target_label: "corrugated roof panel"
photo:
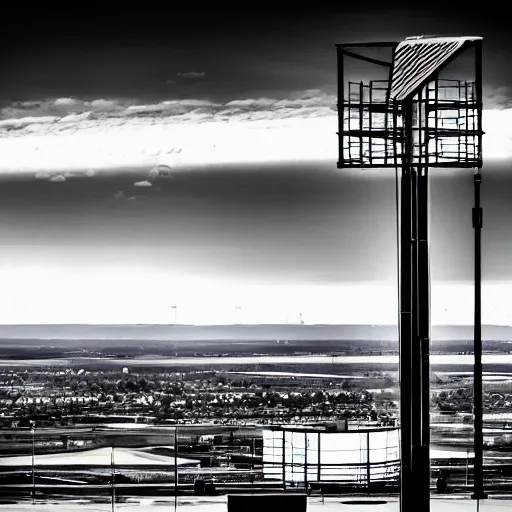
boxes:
[390,36,480,101]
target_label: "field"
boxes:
[1,325,512,503]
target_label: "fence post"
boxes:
[282,431,286,490]
[304,433,308,490]
[366,432,371,493]
[317,433,321,482]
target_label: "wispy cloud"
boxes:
[49,174,66,182]
[0,89,510,172]
[0,90,335,134]
[484,85,512,110]
[176,71,206,78]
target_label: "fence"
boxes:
[262,427,400,489]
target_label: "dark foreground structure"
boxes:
[227,494,307,512]
[335,35,485,512]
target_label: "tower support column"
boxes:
[400,103,431,512]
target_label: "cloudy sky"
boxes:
[0,3,510,325]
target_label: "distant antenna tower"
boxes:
[336,35,484,511]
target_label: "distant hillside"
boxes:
[0,324,510,342]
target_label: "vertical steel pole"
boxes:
[111,446,115,512]
[282,431,286,490]
[417,166,431,501]
[366,431,371,493]
[304,433,308,490]
[175,427,179,512]
[472,38,486,501]
[317,432,321,482]
[401,91,430,512]
[471,170,486,500]
[417,84,431,504]
[31,424,35,505]
[411,160,419,489]
[337,48,344,168]
[475,40,483,167]
[399,100,413,512]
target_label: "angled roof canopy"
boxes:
[390,36,482,102]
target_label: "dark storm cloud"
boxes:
[1,3,511,104]
[0,3,510,292]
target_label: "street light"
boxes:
[174,426,178,512]
[29,421,35,505]
[111,445,115,512]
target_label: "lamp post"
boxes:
[111,445,115,512]
[472,168,487,501]
[174,426,178,512]
[30,421,35,505]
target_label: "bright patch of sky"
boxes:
[0,92,510,173]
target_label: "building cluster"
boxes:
[432,386,512,413]
[0,368,397,428]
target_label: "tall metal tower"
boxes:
[335,36,484,511]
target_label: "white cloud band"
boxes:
[0,91,510,172]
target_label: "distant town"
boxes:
[1,324,512,501]
[0,366,396,429]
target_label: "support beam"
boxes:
[339,49,392,68]
[399,164,413,512]
[400,100,430,512]
[417,167,431,502]
[472,37,486,500]
[282,431,286,490]
[471,170,486,500]
[418,87,432,497]
[175,427,179,512]
[337,48,344,169]
[399,99,414,512]
[366,431,371,493]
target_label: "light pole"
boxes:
[30,421,35,505]
[171,305,178,324]
[111,445,115,512]
[174,426,178,512]
[472,168,487,500]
